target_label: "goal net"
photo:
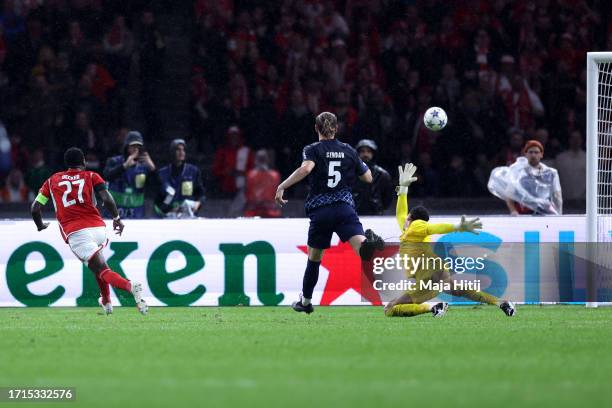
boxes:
[586,52,612,307]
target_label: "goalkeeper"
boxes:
[384,163,516,318]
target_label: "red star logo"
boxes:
[298,242,391,306]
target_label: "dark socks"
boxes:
[302,260,321,300]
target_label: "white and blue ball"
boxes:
[423,107,447,131]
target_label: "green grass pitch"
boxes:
[1,305,612,408]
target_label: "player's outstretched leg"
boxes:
[88,252,148,315]
[292,225,384,314]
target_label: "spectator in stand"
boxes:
[354,84,396,149]
[103,14,133,86]
[277,89,314,175]
[212,125,254,196]
[398,141,413,167]
[388,56,416,118]
[103,131,156,219]
[0,22,8,98]
[303,75,324,117]
[406,86,436,156]
[85,152,101,172]
[7,13,44,86]
[59,21,90,74]
[318,1,350,39]
[135,9,165,141]
[83,62,116,106]
[505,140,562,216]
[441,155,474,197]
[21,68,60,146]
[24,148,51,200]
[504,128,525,165]
[352,139,392,215]
[472,153,493,197]
[498,71,544,130]
[244,149,280,218]
[412,151,440,197]
[1,168,28,202]
[156,139,205,218]
[70,111,97,154]
[73,74,102,128]
[334,88,358,143]
[323,38,356,93]
[10,134,28,171]
[464,29,498,77]
[0,121,10,178]
[555,130,586,200]
[435,63,461,115]
[49,51,75,101]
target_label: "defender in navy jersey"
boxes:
[275,112,385,314]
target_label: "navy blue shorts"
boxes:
[307,202,364,249]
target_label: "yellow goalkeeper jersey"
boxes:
[396,193,457,271]
[396,194,455,243]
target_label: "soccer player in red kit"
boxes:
[30,147,148,315]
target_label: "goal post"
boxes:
[586,52,612,307]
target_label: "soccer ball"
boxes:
[423,107,447,131]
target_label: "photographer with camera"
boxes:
[103,131,156,218]
[155,139,205,218]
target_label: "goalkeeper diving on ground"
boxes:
[383,163,516,318]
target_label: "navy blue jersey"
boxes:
[302,139,369,213]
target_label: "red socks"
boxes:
[99,268,132,292]
[95,273,111,304]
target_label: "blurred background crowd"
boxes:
[0,0,608,216]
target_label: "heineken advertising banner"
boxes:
[0,216,588,307]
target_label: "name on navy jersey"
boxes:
[326,152,345,159]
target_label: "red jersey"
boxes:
[39,169,107,241]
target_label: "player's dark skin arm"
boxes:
[275,160,315,206]
[97,187,125,236]
[30,201,49,231]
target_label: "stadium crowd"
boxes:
[0,0,607,213]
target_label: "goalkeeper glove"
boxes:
[456,215,483,234]
[396,163,418,195]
